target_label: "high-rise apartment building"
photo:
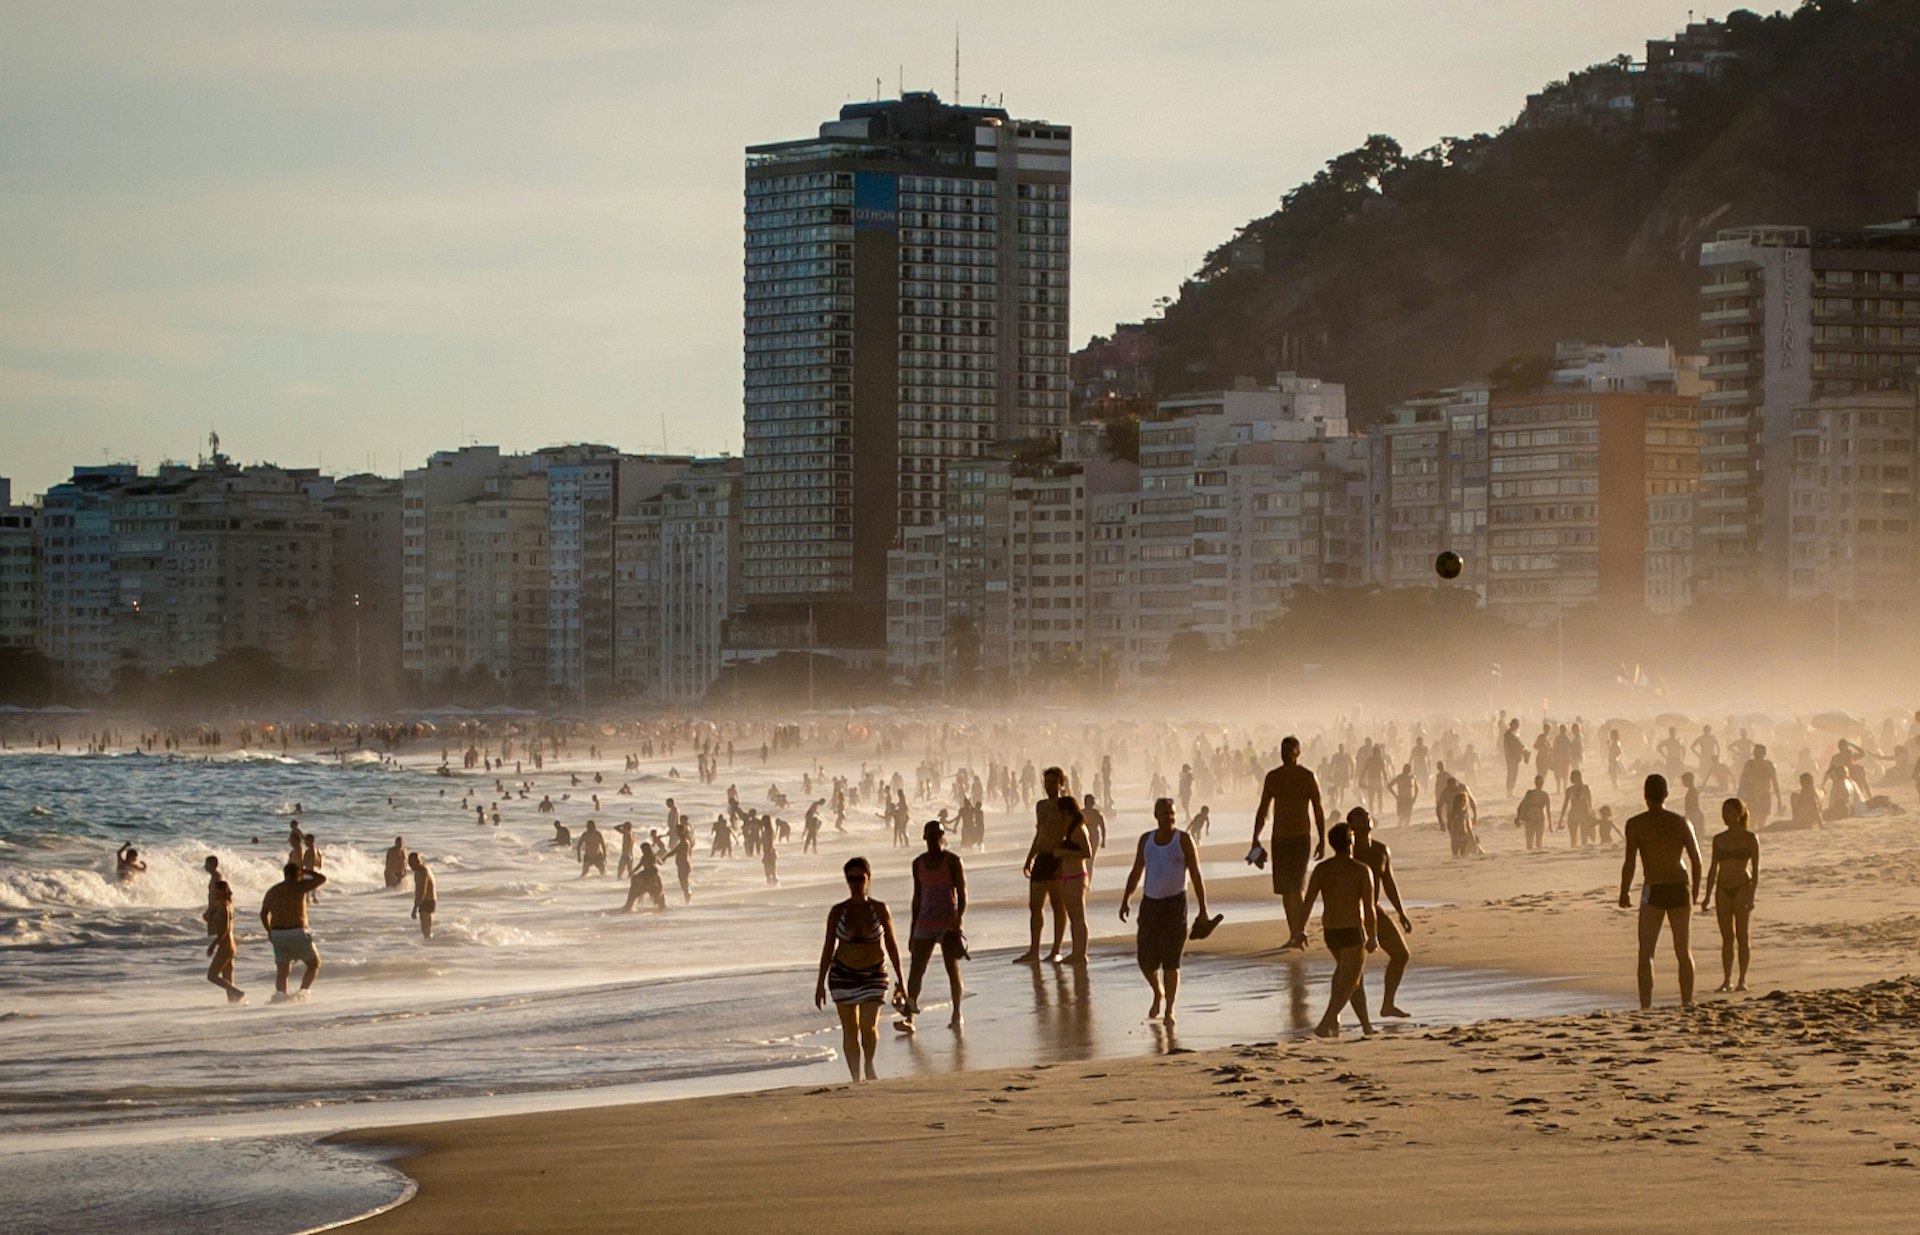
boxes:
[611,510,663,702]
[36,458,335,688]
[1371,386,1489,595]
[1088,377,1351,682]
[610,458,743,705]
[0,480,37,652]
[162,464,334,673]
[1644,489,1696,616]
[1695,212,1920,594]
[885,522,947,681]
[1787,390,1918,620]
[1485,391,1700,625]
[38,466,136,691]
[402,447,550,698]
[539,447,697,707]
[655,460,743,704]
[323,474,405,704]
[737,92,1071,660]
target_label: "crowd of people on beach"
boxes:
[77,706,1920,1081]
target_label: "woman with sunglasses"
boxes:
[814,856,906,1082]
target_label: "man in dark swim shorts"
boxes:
[1618,774,1703,1009]
[1252,736,1325,947]
[1291,822,1376,1038]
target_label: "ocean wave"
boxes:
[0,839,388,913]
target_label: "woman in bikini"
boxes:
[203,879,245,1004]
[814,857,905,1083]
[1055,795,1095,963]
[1700,797,1760,992]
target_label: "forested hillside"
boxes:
[1127,0,1920,416]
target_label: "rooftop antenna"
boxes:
[954,24,960,100]
[898,64,903,98]
[875,76,881,101]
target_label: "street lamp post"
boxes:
[352,593,363,712]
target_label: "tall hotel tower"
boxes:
[734,92,1070,661]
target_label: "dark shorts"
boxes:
[1270,835,1311,897]
[1643,882,1690,910]
[909,929,963,965]
[1136,892,1188,972]
[1324,926,1365,953]
[269,928,318,968]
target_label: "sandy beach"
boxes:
[337,794,1920,1234]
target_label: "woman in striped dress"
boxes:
[814,856,905,1082]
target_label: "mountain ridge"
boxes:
[1099,0,1920,418]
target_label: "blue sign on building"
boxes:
[853,172,898,234]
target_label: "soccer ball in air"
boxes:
[1435,550,1464,580]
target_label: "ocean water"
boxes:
[0,744,1613,1233]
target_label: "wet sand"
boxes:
[340,982,1920,1234]
[339,800,1920,1233]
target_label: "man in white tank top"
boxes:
[1119,798,1213,1026]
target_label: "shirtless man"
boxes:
[260,861,327,1001]
[1501,719,1527,797]
[1290,822,1377,1038]
[1387,763,1419,828]
[1691,726,1720,779]
[1737,745,1783,829]
[384,836,408,889]
[1252,736,1326,947]
[1617,774,1703,1009]
[1013,766,1071,964]
[614,822,637,878]
[116,843,147,883]
[1082,794,1108,853]
[1516,775,1552,851]
[204,878,245,1003]
[666,825,694,904]
[1657,728,1688,780]
[1348,808,1413,1019]
[409,852,436,940]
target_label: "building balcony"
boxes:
[1700,359,1753,380]
[1700,306,1759,325]
[1700,387,1756,407]
[1700,278,1754,298]
[1701,333,1755,354]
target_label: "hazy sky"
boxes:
[0,0,1697,497]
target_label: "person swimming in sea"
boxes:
[116,843,147,883]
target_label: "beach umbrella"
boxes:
[1809,711,1866,737]
[1653,712,1691,731]
[1601,719,1650,755]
